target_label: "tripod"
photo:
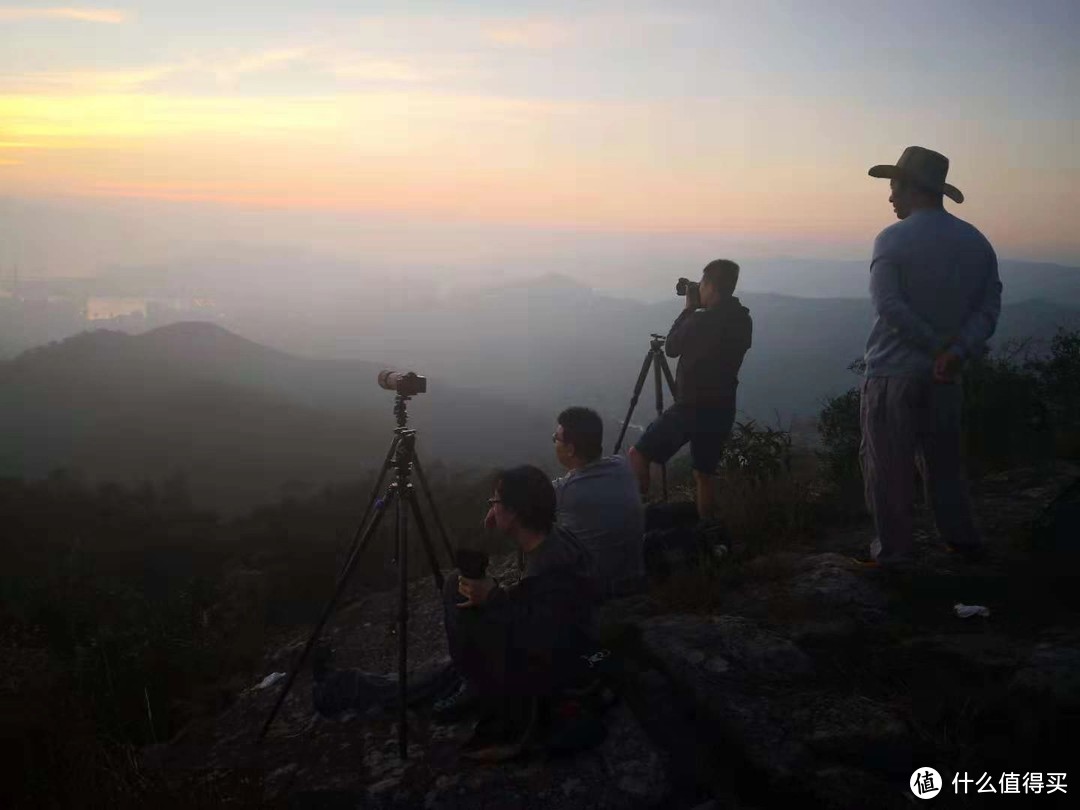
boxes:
[258,394,454,760]
[613,333,677,501]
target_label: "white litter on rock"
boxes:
[954,603,991,619]
[255,671,287,689]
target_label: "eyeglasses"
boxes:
[552,432,563,444]
[487,497,502,505]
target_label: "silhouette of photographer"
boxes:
[628,259,753,520]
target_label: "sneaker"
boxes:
[433,679,482,723]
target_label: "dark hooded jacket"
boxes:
[665,295,753,408]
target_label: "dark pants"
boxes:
[859,376,983,565]
[443,574,509,696]
[442,575,594,698]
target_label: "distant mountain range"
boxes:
[0,322,554,513]
[4,261,1079,513]
[715,259,1080,305]
[217,273,1080,427]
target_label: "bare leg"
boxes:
[694,470,716,520]
[628,445,651,498]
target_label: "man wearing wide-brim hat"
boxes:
[859,146,1002,569]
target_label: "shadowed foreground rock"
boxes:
[147,463,1080,808]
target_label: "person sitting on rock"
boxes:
[437,465,599,759]
[552,406,646,599]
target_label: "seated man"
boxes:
[439,465,598,758]
[552,406,646,599]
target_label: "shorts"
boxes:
[633,403,735,474]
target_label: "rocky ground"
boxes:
[146,463,1080,808]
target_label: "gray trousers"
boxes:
[859,376,983,565]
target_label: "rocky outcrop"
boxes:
[147,464,1080,808]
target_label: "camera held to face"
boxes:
[675,277,700,297]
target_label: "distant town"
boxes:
[0,268,221,357]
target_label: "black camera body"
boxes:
[456,548,489,579]
[378,370,427,396]
[675,277,700,297]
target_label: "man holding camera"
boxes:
[438,465,598,758]
[628,259,753,520]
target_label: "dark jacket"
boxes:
[666,296,753,408]
[483,527,598,695]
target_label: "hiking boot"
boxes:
[433,679,482,723]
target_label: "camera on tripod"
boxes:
[378,369,427,396]
[675,277,699,297]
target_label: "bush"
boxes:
[817,387,862,485]
[1028,329,1080,458]
[962,344,1053,474]
[717,419,793,483]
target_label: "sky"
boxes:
[1,0,1078,287]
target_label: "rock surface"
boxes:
[147,463,1080,809]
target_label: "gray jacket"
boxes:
[553,456,645,597]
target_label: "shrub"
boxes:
[1029,328,1080,459]
[716,418,793,483]
[817,387,862,485]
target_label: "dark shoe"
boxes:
[433,679,482,723]
[460,699,537,763]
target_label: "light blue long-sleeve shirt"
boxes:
[864,209,1002,378]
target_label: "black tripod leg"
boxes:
[259,487,396,740]
[406,485,445,593]
[659,353,677,399]
[396,486,409,760]
[654,350,668,502]
[337,434,399,579]
[412,452,455,562]
[614,350,654,453]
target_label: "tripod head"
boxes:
[650,333,666,351]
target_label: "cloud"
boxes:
[212,48,308,85]
[0,49,312,94]
[483,20,575,49]
[0,7,127,23]
[328,59,435,83]
[5,63,190,93]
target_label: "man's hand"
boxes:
[933,346,963,383]
[457,575,497,608]
[684,287,701,311]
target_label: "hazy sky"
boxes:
[1,0,1078,284]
